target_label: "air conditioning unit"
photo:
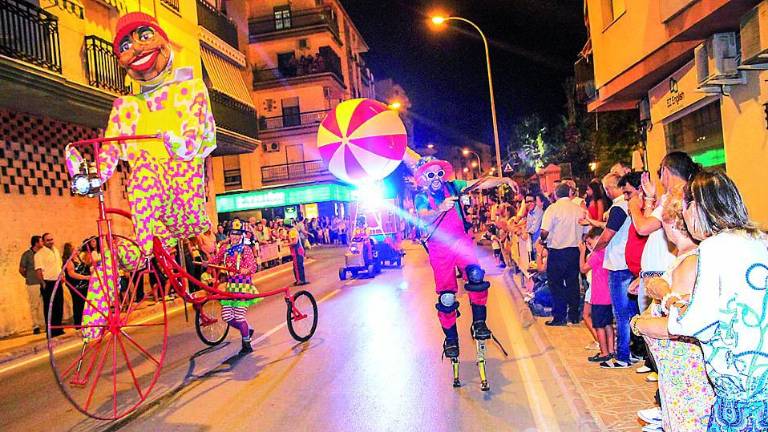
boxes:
[264,142,280,153]
[695,32,744,88]
[298,38,310,50]
[740,1,768,69]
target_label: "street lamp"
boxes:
[430,14,502,176]
[462,148,482,177]
[388,101,402,110]
[427,143,434,149]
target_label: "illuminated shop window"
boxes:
[664,101,726,170]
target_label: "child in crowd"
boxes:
[491,235,505,268]
[579,227,614,363]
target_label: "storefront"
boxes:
[215,182,356,221]
[646,58,768,223]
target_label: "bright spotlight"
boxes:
[431,16,446,25]
[357,182,385,209]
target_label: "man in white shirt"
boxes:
[35,233,64,337]
[592,173,636,368]
[540,183,587,326]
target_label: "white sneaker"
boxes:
[585,341,600,350]
[642,424,663,432]
[638,406,662,425]
[636,365,652,374]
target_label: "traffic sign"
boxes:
[503,163,514,173]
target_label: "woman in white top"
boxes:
[660,171,768,431]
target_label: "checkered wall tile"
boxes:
[0,109,130,198]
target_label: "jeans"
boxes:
[546,248,581,323]
[609,269,639,363]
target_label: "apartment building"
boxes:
[212,0,376,221]
[0,0,257,336]
[578,0,768,223]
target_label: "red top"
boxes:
[624,223,648,277]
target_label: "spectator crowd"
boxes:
[469,151,768,432]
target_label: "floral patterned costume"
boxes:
[67,67,216,341]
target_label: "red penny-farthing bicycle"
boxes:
[47,136,318,420]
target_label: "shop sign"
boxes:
[649,60,712,123]
[216,183,355,212]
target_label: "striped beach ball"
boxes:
[317,98,407,184]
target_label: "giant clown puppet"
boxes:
[65,12,216,340]
[412,156,517,360]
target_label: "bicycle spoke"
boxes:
[120,330,160,365]
[62,279,110,323]
[116,333,144,400]
[112,332,117,418]
[83,335,112,412]
[120,322,165,328]
[60,340,98,380]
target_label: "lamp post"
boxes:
[431,15,502,176]
[462,148,482,178]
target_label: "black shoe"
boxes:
[50,329,65,337]
[545,320,567,327]
[249,328,254,338]
[239,339,253,354]
[471,320,492,340]
[443,338,459,359]
[588,353,612,363]
[569,318,581,325]
[33,327,41,335]
[297,281,310,286]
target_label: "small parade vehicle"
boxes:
[338,234,380,280]
[373,235,404,268]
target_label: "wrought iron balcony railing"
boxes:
[249,6,339,42]
[259,109,328,131]
[253,46,343,86]
[84,35,131,95]
[196,0,238,49]
[0,0,61,73]
[575,56,596,104]
[209,89,259,138]
[261,160,329,183]
[160,0,180,12]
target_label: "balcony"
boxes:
[84,35,131,95]
[0,0,61,73]
[574,56,596,104]
[259,109,328,132]
[253,47,344,89]
[160,0,179,12]
[249,6,339,43]
[209,89,258,138]
[196,0,238,49]
[261,160,329,184]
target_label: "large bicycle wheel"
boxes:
[195,299,229,346]
[286,290,318,342]
[47,235,168,420]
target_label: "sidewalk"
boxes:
[503,267,656,431]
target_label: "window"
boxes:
[298,38,309,49]
[664,101,726,170]
[314,0,324,6]
[601,0,625,28]
[274,6,291,30]
[282,97,300,127]
[222,155,242,190]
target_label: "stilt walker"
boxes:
[412,156,514,390]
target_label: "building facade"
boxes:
[579,0,768,224]
[0,0,256,337]
[211,0,376,222]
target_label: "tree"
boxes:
[507,114,550,173]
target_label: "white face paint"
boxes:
[422,167,446,192]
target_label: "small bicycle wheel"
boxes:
[195,300,229,346]
[286,290,318,342]
[48,234,168,420]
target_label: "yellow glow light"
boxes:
[427,144,434,149]
[388,101,402,110]
[471,161,478,168]
[462,148,470,156]
[463,167,469,173]
[431,16,446,25]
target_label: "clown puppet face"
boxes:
[419,165,449,193]
[116,26,171,82]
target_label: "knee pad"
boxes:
[464,264,490,292]
[435,291,460,313]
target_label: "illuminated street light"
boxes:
[471,161,478,168]
[589,161,598,172]
[463,167,469,173]
[462,148,482,177]
[388,101,402,110]
[427,143,434,149]
[429,14,502,176]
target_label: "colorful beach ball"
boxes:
[317,98,407,184]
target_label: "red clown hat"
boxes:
[113,12,168,55]
[414,157,455,183]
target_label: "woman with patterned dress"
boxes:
[208,219,261,354]
[658,171,768,431]
[633,189,714,431]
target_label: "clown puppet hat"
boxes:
[113,12,169,55]
[414,157,455,183]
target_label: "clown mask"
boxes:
[117,25,171,83]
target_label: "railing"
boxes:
[574,56,596,104]
[249,6,339,41]
[253,46,343,86]
[209,89,259,138]
[196,0,238,48]
[223,168,242,189]
[259,109,328,131]
[160,0,180,12]
[0,0,61,73]
[261,160,328,183]
[84,35,131,95]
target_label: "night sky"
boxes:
[343,0,586,152]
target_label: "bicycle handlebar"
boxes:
[67,134,161,150]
